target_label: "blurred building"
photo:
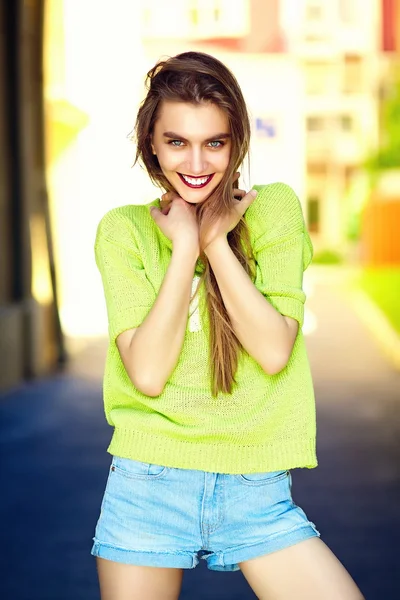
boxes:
[359,0,400,266]
[282,0,381,252]
[379,0,400,96]
[381,0,400,52]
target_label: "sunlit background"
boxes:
[1,2,400,599]
[37,0,400,368]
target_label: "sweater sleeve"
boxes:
[249,183,313,329]
[94,208,157,343]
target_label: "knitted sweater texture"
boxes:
[95,182,317,474]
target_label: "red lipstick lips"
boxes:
[178,173,214,189]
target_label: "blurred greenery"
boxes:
[356,268,400,334]
[346,212,361,242]
[312,249,344,264]
[343,171,372,244]
[364,76,400,175]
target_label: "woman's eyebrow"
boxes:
[163,132,231,143]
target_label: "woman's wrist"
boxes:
[203,235,228,257]
[172,239,199,264]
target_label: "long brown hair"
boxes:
[134,51,256,396]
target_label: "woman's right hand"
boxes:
[150,192,200,257]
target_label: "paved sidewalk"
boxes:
[0,266,399,599]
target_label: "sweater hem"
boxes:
[107,428,318,475]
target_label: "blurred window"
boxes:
[305,1,324,21]
[142,0,247,38]
[303,0,330,40]
[308,164,327,175]
[307,116,325,131]
[339,114,354,131]
[307,196,320,233]
[342,55,363,93]
[188,0,242,29]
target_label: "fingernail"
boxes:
[250,189,258,197]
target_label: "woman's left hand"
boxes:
[202,173,258,252]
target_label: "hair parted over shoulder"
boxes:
[134,51,256,397]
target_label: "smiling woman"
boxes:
[91,51,365,600]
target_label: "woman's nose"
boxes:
[186,148,208,175]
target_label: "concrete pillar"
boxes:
[0,0,60,392]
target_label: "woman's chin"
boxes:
[182,195,207,204]
[180,185,219,204]
[178,189,208,204]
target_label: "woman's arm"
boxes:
[117,243,198,396]
[204,238,298,375]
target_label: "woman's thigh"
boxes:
[238,537,365,600]
[96,557,184,600]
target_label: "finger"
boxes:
[233,188,246,200]
[235,189,258,214]
[149,206,164,223]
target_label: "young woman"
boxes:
[91,51,364,600]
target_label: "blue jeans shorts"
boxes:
[91,455,320,572]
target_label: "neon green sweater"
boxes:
[95,182,317,474]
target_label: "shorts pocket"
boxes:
[111,455,169,480]
[235,470,289,486]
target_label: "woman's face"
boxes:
[151,100,231,204]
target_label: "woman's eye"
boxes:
[168,140,224,148]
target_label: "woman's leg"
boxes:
[238,537,364,600]
[96,557,184,600]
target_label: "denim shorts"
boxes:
[91,455,320,572]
